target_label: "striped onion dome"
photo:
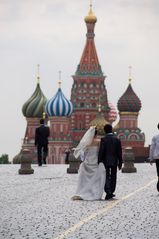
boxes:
[22,82,47,118]
[45,88,73,117]
[117,80,141,113]
[108,101,117,123]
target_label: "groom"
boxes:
[98,124,123,200]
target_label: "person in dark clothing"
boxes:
[65,149,70,164]
[98,124,123,200]
[35,119,50,166]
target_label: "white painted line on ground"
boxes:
[54,178,157,239]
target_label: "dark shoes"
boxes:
[71,195,83,200]
[38,161,46,166]
[111,194,116,198]
[38,158,47,166]
[105,194,116,200]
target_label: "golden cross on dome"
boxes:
[89,0,93,11]
[128,65,132,83]
[58,70,62,88]
[37,64,40,84]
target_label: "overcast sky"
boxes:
[0,0,159,160]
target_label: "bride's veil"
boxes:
[73,126,96,159]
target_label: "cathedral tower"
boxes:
[70,5,109,145]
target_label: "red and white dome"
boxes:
[108,101,117,123]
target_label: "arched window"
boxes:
[129,134,138,140]
[118,134,126,140]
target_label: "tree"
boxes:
[0,154,11,164]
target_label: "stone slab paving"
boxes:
[0,164,158,239]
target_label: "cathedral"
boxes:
[13,5,149,164]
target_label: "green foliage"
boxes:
[0,154,11,164]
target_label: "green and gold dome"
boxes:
[22,77,47,118]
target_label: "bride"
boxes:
[72,126,106,200]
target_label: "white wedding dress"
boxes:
[74,145,106,200]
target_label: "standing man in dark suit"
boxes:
[98,124,123,200]
[35,118,50,166]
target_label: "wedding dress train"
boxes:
[73,146,106,200]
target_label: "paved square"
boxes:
[0,164,158,239]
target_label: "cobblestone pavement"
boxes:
[0,164,158,239]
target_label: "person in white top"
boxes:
[149,123,159,191]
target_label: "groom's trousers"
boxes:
[105,166,117,195]
[37,144,48,166]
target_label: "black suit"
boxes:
[35,125,50,166]
[98,133,122,197]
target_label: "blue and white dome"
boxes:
[45,88,73,116]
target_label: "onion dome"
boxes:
[85,4,97,24]
[22,80,47,118]
[90,104,109,135]
[108,101,118,123]
[45,83,73,117]
[117,79,141,112]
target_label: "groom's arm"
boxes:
[98,138,105,164]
